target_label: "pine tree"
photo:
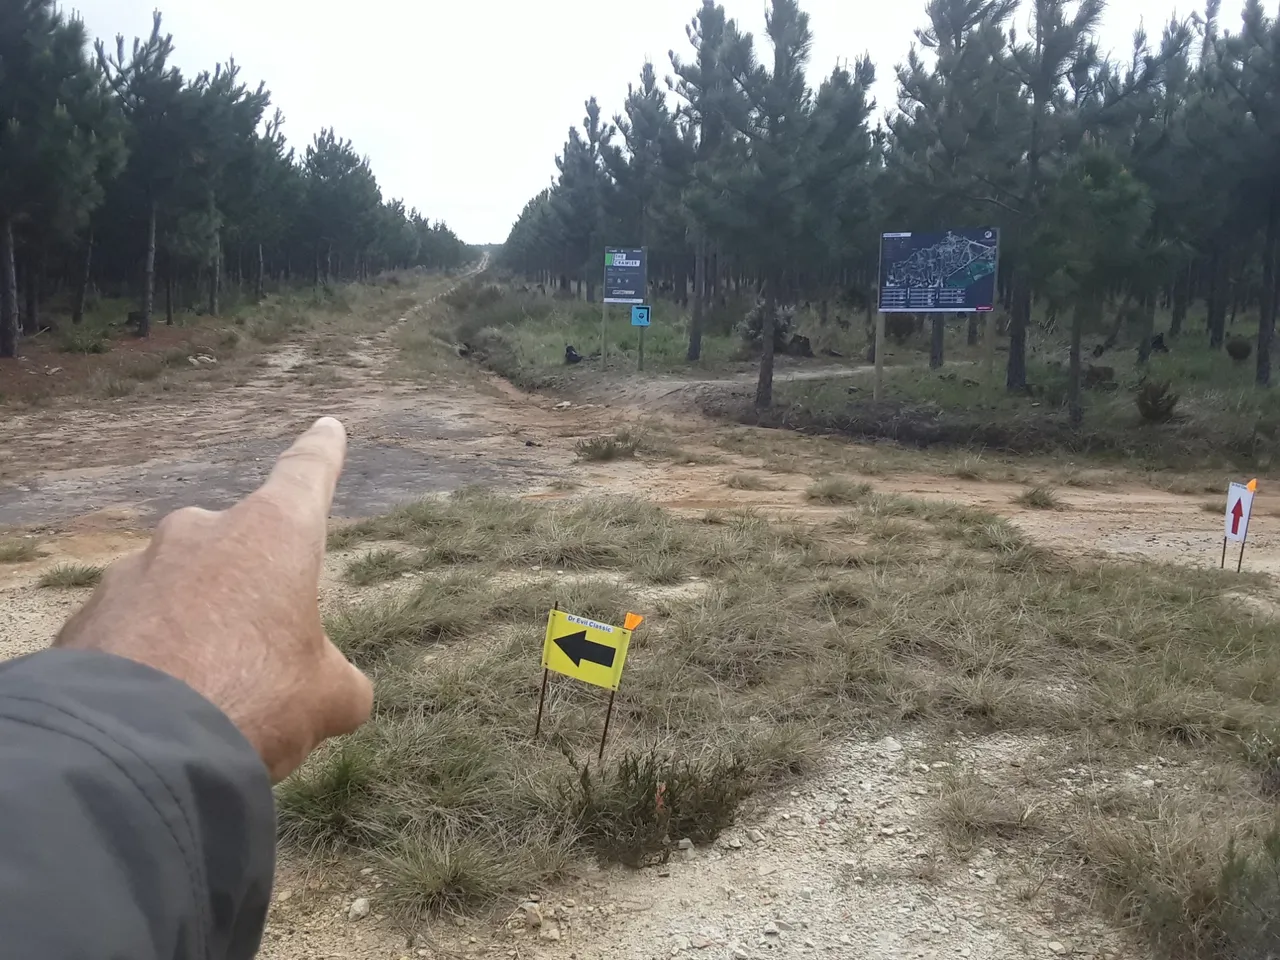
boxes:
[670,1,742,360]
[97,13,187,337]
[550,99,614,302]
[0,0,122,356]
[1220,0,1280,384]
[722,0,816,407]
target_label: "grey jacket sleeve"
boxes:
[0,649,276,960]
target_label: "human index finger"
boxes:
[251,417,348,526]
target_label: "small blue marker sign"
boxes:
[631,304,651,327]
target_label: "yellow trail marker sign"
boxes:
[541,609,633,691]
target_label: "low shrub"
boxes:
[1136,380,1179,423]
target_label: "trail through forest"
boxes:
[1,279,1275,960]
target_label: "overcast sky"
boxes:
[72,0,1191,244]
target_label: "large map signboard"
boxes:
[877,228,1000,313]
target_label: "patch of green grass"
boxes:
[0,539,41,564]
[1014,485,1065,510]
[58,326,109,354]
[572,750,750,865]
[344,548,417,586]
[379,827,574,914]
[325,572,495,664]
[805,477,873,505]
[37,562,104,588]
[757,336,1280,469]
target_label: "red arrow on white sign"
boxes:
[1224,481,1256,544]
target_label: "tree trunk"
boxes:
[1098,292,1130,353]
[1137,295,1155,366]
[967,313,979,346]
[864,286,876,363]
[755,282,776,409]
[209,238,220,317]
[586,279,596,303]
[1006,272,1030,391]
[687,236,706,362]
[140,197,156,338]
[709,246,719,306]
[165,254,174,326]
[1068,301,1084,427]
[929,314,945,369]
[21,252,39,335]
[1257,191,1278,387]
[1170,264,1189,338]
[256,243,265,301]
[1208,247,1227,348]
[73,232,93,325]
[0,218,17,358]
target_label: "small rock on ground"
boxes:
[346,898,370,921]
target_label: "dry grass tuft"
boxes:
[574,430,643,462]
[343,548,417,586]
[933,773,1044,849]
[0,539,41,564]
[37,562,104,589]
[1079,800,1280,958]
[725,472,779,491]
[1014,485,1065,510]
[948,454,988,481]
[805,476,873,505]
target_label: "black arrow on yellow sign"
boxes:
[553,630,616,668]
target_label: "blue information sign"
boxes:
[877,228,1000,313]
[604,248,647,304]
[631,304,651,327]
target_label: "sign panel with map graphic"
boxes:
[877,228,1000,313]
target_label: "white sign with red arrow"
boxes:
[1225,480,1257,543]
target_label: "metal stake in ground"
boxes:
[598,690,617,760]
[631,304,651,372]
[874,311,886,400]
[533,601,559,739]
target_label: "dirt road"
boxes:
[0,278,1271,960]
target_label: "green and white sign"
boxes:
[604,247,646,304]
